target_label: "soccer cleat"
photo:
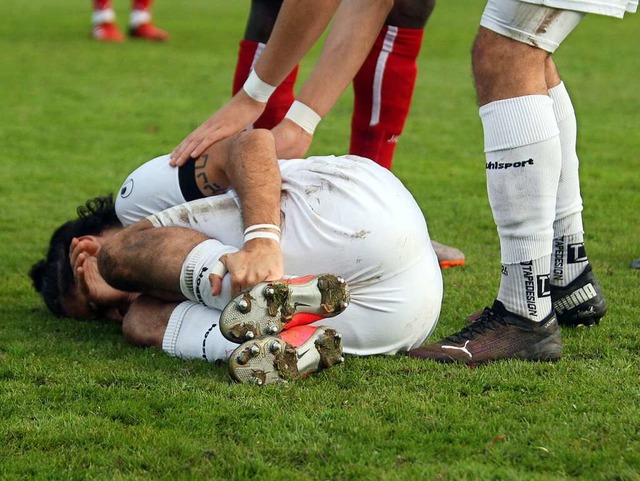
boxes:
[408,300,562,364]
[431,240,466,269]
[219,274,350,343]
[128,23,169,41]
[228,325,344,385]
[92,22,125,42]
[551,263,607,327]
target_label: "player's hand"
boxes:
[271,118,313,159]
[70,237,133,317]
[170,91,267,167]
[213,239,284,296]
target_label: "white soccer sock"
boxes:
[92,8,116,25]
[179,239,237,311]
[498,257,552,320]
[480,95,560,320]
[130,9,151,28]
[548,82,588,287]
[162,302,238,362]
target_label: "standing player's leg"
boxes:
[349,0,466,269]
[414,1,589,363]
[545,58,606,326]
[92,0,124,42]
[128,0,169,41]
[232,0,299,129]
[349,0,434,169]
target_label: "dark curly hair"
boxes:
[29,195,122,316]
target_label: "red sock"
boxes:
[132,0,152,10]
[94,0,111,9]
[350,26,424,169]
[232,39,299,130]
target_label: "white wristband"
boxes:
[244,231,280,243]
[243,70,276,103]
[243,223,281,235]
[285,100,322,135]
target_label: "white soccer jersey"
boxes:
[115,154,442,357]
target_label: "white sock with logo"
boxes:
[548,82,588,287]
[162,302,238,362]
[179,239,238,311]
[480,95,561,321]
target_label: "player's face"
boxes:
[60,285,124,322]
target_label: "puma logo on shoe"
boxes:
[554,283,598,314]
[442,340,473,359]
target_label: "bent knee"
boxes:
[122,296,173,348]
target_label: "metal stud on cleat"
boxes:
[334,333,342,340]
[337,356,345,364]
[337,276,345,285]
[340,301,349,311]
[317,278,326,290]
[270,341,282,354]
[244,331,255,340]
[237,298,250,313]
[250,344,260,356]
[263,286,276,298]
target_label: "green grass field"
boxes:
[1,1,639,479]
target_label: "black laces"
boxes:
[446,307,507,343]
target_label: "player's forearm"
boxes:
[254,0,341,87]
[225,130,282,230]
[296,0,392,117]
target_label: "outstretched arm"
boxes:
[170,0,340,167]
[274,0,393,158]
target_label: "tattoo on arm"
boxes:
[194,154,228,196]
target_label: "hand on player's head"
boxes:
[170,90,267,167]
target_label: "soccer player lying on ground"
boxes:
[30,129,443,384]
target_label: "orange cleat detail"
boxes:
[92,22,125,42]
[129,23,169,41]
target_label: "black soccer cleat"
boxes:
[408,300,563,364]
[551,263,607,327]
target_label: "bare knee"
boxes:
[472,27,549,105]
[122,296,176,348]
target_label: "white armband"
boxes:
[243,223,281,244]
[285,100,322,135]
[243,70,276,103]
[244,231,280,243]
[243,224,281,235]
